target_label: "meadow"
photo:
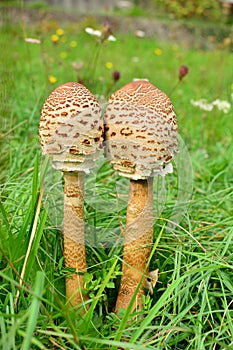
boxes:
[0,4,233,350]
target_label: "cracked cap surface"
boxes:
[104,80,179,180]
[39,82,103,172]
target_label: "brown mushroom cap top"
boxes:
[39,82,103,172]
[104,80,178,180]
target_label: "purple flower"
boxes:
[77,76,85,85]
[179,65,189,81]
[112,71,121,82]
[102,21,113,36]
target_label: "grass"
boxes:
[0,2,233,349]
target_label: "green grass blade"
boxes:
[82,257,119,330]
[17,329,46,349]
[21,271,45,350]
[25,205,47,281]
[80,336,152,349]
[130,265,224,342]
[0,201,10,231]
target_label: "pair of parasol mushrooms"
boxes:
[39,80,178,312]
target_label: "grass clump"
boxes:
[0,5,233,350]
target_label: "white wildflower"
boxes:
[25,38,41,44]
[135,30,145,38]
[107,35,117,42]
[191,97,231,114]
[85,27,101,37]
[212,99,231,114]
[191,99,213,111]
[85,27,116,41]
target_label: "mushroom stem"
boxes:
[115,178,154,312]
[63,171,88,307]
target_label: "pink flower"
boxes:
[179,65,189,81]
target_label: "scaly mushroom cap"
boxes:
[104,80,178,180]
[39,82,103,172]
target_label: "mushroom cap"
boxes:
[104,80,178,180]
[39,82,103,172]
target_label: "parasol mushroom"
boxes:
[104,79,178,311]
[39,82,103,307]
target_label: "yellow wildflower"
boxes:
[51,34,59,43]
[154,48,162,56]
[56,28,64,36]
[49,76,57,84]
[70,40,77,48]
[60,52,67,59]
[105,62,113,69]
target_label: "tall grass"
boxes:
[0,4,233,349]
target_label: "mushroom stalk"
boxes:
[39,82,103,309]
[104,79,178,312]
[63,171,87,306]
[115,178,153,311]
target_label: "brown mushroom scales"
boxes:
[39,82,103,308]
[105,80,178,179]
[104,80,178,311]
[40,82,103,172]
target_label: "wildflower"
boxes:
[77,77,85,85]
[56,28,64,36]
[72,61,84,71]
[51,34,59,43]
[85,27,101,37]
[59,52,67,59]
[154,48,162,55]
[212,99,231,114]
[101,21,113,41]
[49,75,57,84]
[25,38,41,44]
[191,98,231,114]
[112,71,120,82]
[85,27,116,42]
[135,30,145,38]
[70,40,77,48]
[191,99,214,111]
[107,35,117,42]
[169,64,189,95]
[179,65,189,81]
[105,62,113,69]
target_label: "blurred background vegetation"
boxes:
[138,0,232,21]
[2,0,233,22]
